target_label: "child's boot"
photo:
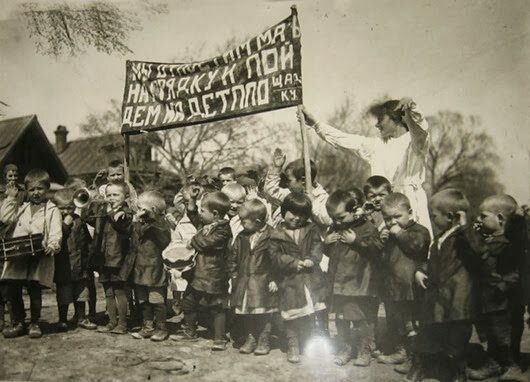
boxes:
[150,322,169,342]
[97,321,117,333]
[466,357,501,380]
[353,325,372,367]
[286,335,301,363]
[498,365,527,382]
[353,338,372,367]
[239,334,257,354]
[2,321,25,338]
[394,335,415,374]
[132,320,155,339]
[378,345,407,364]
[333,343,353,366]
[403,354,424,382]
[254,330,271,355]
[170,323,198,342]
[28,322,42,339]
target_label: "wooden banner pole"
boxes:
[123,134,131,184]
[291,5,312,195]
[297,105,313,195]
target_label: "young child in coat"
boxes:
[269,192,327,363]
[222,183,247,241]
[97,160,138,211]
[122,191,171,342]
[0,169,62,339]
[229,199,278,355]
[324,189,384,367]
[412,189,479,382]
[363,175,392,231]
[362,175,392,357]
[53,188,96,332]
[378,193,430,371]
[170,191,232,351]
[218,167,236,187]
[468,194,526,381]
[90,182,133,335]
[264,151,332,229]
[0,164,26,209]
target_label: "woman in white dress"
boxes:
[300,98,432,235]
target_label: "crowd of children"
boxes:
[0,155,528,382]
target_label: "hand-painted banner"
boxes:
[121,9,302,134]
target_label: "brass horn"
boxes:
[73,187,92,209]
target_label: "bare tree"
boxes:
[426,111,503,209]
[80,95,282,181]
[19,1,167,57]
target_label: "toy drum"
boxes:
[0,234,44,261]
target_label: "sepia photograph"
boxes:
[0,0,528,380]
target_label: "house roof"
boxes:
[0,115,36,162]
[58,133,123,176]
[0,115,68,181]
[57,133,164,176]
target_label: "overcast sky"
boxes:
[0,0,528,201]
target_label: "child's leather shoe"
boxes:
[211,339,227,351]
[57,322,68,332]
[78,318,97,330]
[28,323,42,338]
[97,322,117,333]
[111,324,127,335]
[254,332,271,356]
[239,334,257,354]
[2,322,25,338]
[150,324,168,342]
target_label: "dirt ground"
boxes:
[1,287,529,382]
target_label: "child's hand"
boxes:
[165,213,177,228]
[245,186,258,199]
[380,228,390,241]
[415,271,429,289]
[395,97,415,111]
[63,215,74,226]
[389,225,402,236]
[340,229,357,244]
[303,259,314,268]
[5,183,18,198]
[296,260,305,272]
[324,232,341,244]
[114,211,125,221]
[268,281,278,293]
[44,245,55,256]
[272,148,286,170]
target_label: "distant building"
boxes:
[54,126,178,193]
[0,115,68,184]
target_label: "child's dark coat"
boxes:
[269,222,327,312]
[54,215,92,284]
[86,204,133,272]
[419,226,480,324]
[324,220,383,298]
[382,221,431,301]
[189,219,232,294]
[120,219,172,287]
[229,225,278,311]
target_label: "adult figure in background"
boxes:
[300,98,432,235]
